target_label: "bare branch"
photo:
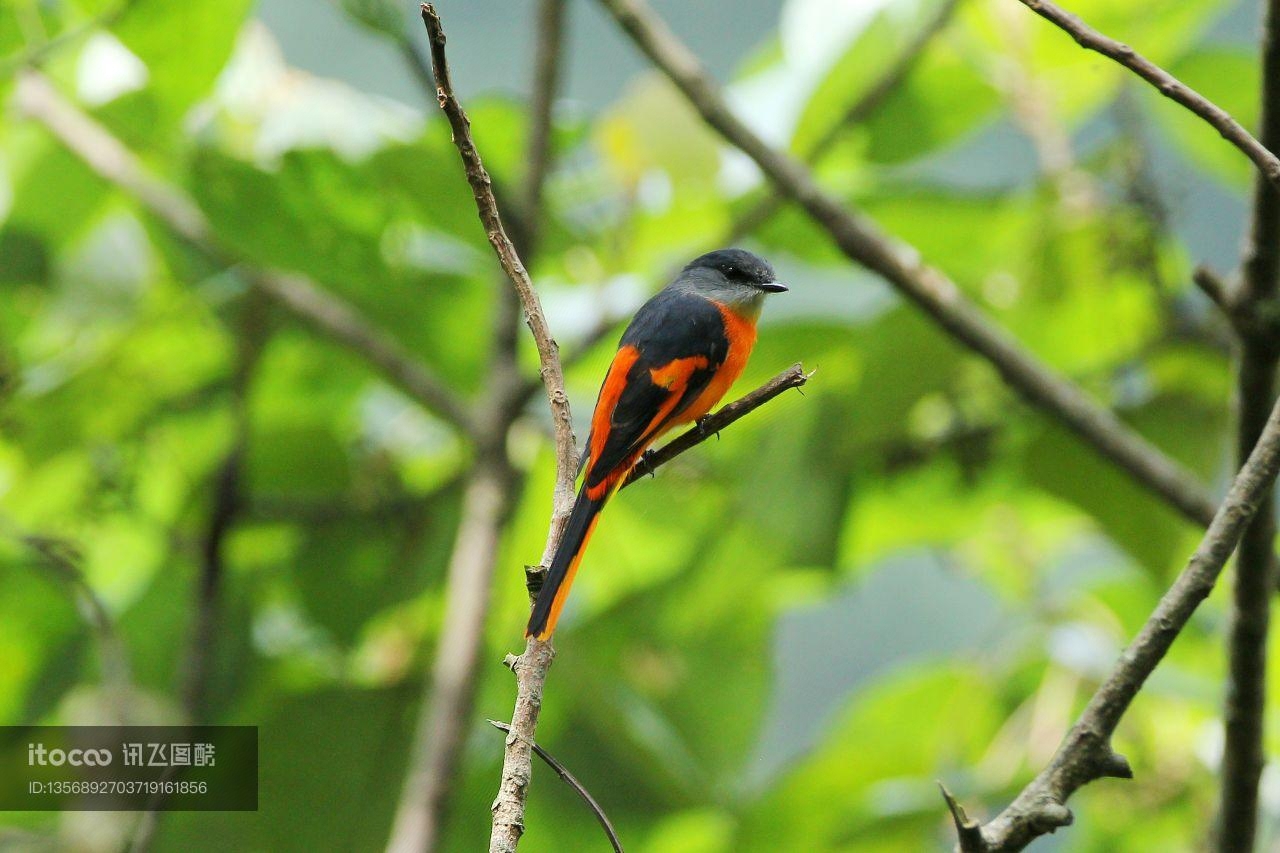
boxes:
[939,782,986,853]
[1218,0,1280,845]
[1193,265,1238,320]
[593,0,1218,530]
[1014,0,1280,193]
[421,3,578,535]
[417,7,579,851]
[488,721,624,853]
[1192,265,1280,343]
[953,387,1280,849]
[725,0,962,243]
[387,5,569,850]
[13,69,475,436]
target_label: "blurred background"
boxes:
[0,0,1272,849]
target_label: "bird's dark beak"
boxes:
[759,281,788,293]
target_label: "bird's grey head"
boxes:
[674,249,787,314]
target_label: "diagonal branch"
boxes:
[945,377,1280,850]
[248,271,475,434]
[1014,0,1280,192]
[12,70,475,436]
[593,0,1218,530]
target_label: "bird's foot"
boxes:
[696,415,719,440]
[635,449,659,478]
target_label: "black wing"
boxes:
[583,288,728,490]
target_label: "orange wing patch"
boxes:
[649,356,710,389]
[645,355,709,435]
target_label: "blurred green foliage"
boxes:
[0,0,1270,850]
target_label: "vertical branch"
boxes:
[521,0,568,261]
[386,455,520,853]
[1218,0,1280,847]
[417,8,579,851]
[386,4,568,851]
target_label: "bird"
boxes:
[527,248,788,640]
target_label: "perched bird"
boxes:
[527,248,787,640]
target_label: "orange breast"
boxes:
[675,302,758,426]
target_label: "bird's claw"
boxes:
[696,415,719,440]
[635,449,659,478]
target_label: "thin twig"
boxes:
[1015,0,1280,192]
[12,69,475,436]
[1193,265,1238,320]
[488,721,625,853]
[939,782,986,853]
[1192,265,1280,342]
[1218,0,1280,846]
[949,381,1280,850]
[593,0,1218,529]
[725,0,962,243]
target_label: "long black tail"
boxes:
[526,485,608,640]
